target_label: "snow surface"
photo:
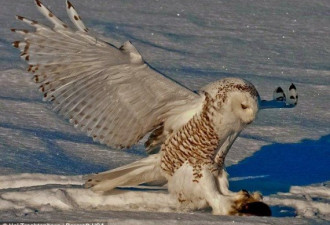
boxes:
[0,0,329,224]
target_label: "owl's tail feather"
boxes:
[84,154,164,192]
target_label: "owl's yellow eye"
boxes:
[241,104,248,109]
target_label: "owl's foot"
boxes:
[228,190,271,216]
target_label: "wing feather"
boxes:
[12,0,198,148]
[66,0,88,32]
[34,0,67,29]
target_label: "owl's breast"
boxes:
[160,108,220,180]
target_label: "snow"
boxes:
[0,0,329,224]
[0,174,329,221]
[267,185,330,219]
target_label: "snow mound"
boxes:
[0,173,178,213]
[266,184,330,220]
[0,173,329,223]
[0,173,83,189]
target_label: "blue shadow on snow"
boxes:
[227,134,330,196]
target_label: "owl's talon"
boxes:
[229,190,266,216]
[241,189,249,195]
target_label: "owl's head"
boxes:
[201,78,259,125]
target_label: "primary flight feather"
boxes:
[12,0,297,216]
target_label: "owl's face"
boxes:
[228,91,259,125]
[201,78,259,127]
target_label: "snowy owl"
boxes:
[12,0,298,216]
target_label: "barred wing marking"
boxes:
[12,0,198,148]
[65,1,88,32]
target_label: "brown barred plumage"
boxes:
[161,93,220,181]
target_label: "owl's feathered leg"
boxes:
[216,169,270,216]
[216,169,232,195]
[216,169,261,197]
[199,169,235,215]
[196,169,258,215]
[168,164,245,215]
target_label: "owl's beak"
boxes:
[259,83,298,110]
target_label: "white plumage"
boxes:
[12,0,297,216]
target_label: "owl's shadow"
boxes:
[227,134,330,195]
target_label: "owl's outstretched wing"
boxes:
[12,0,198,148]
